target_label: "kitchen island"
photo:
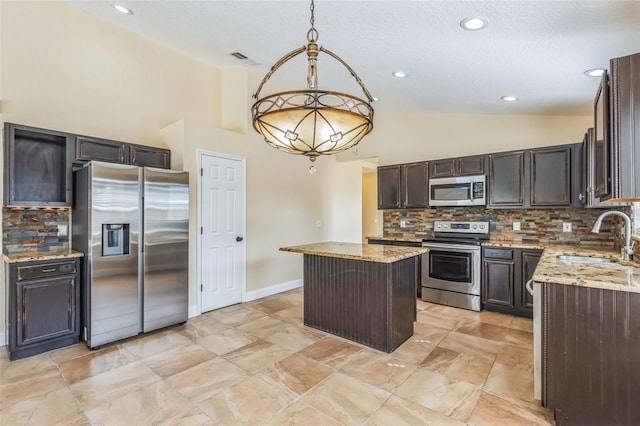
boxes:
[530,245,640,425]
[280,242,428,353]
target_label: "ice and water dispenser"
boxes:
[102,224,130,256]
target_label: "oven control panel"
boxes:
[434,221,489,234]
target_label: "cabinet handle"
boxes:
[525,279,534,296]
[41,268,56,273]
[578,193,585,201]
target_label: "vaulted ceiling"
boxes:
[67,0,640,116]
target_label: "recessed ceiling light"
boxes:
[460,17,488,31]
[392,71,408,78]
[113,4,133,15]
[501,96,518,102]
[584,68,605,77]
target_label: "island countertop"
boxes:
[280,241,428,264]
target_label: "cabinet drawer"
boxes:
[483,248,513,260]
[17,261,77,280]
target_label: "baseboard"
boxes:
[0,331,6,347]
[188,304,200,319]
[244,278,303,302]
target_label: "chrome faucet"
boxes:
[591,211,635,261]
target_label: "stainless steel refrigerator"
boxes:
[72,161,189,348]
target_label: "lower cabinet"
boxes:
[6,258,80,361]
[482,247,541,318]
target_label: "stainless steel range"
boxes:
[421,221,489,311]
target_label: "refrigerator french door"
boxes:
[72,161,189,348]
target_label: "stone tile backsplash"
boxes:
[2,208,70,254]
[383,206,632,250]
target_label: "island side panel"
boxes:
[543,283,640,425]
[303,254,415,353]
[389,256,418,350]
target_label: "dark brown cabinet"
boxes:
[593,71,611,199]
[130,144,171,169]
[429,155,485,178]
[529,146,571,206]
[488,151,525,207]
[76,136,128,164]
[488,146,579,209]
[6,258,81,361]
[607,52,640,201]
[377,162,428,209]
[377,165,402,209]
[76,137,171,169]
[482,247,541,318]
[3,123,74,207]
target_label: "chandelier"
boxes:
[251,0,374,173]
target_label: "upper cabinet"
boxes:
[529,146,571,207]
[488,151,525,207]
[429,155,485,178]
[130,144,171,169]
[607,52,640,201]
[75,137,170,169]
[76,136,128,164]
[3,123,74,207]
[488,145,580,209]
[378,162,429,209]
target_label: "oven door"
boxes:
[422,242,481,296]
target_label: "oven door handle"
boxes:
[422,242,481,252]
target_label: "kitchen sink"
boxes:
[556,255,618,264]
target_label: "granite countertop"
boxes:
[280,242,429,264]
[532,245,640,293]
[3,250,85,264]
[481,241,546,250]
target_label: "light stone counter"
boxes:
[3,250,85,264]
[481,241,546,250]
[280,241,428,264]
[532,245,640,293]
[366,235,424,243]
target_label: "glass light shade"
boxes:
[252,90,374,160]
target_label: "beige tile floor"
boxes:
[0,288,554,425]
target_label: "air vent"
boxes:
[230,52,248,60]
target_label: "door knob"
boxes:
[236,236,244,242]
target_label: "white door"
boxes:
[199,152,246,312]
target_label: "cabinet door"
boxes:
[377,165,402,209]
[519,251,541,312]
[458,155,485,176]
[3,123,73,207]
[593,71,611,199]
[488,152,525,207]
[76,136,128,164]
[482,259,514,307]
[402,162,429,208]
[130,144,171,169]
[16,276,77,346]
[429,159,456,178]
[529,146,571,206]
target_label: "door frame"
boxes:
[196,149,247,315]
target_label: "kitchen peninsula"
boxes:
[280,242,428,353]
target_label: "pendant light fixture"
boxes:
[251,0,375,173]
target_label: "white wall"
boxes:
[338,111,592,166]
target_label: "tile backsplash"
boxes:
[2,208,70,254]
[383,206,632,249]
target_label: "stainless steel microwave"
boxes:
[428,175,486,206]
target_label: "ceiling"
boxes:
[66,0,640,116]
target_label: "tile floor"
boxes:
[0,288,554,425]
